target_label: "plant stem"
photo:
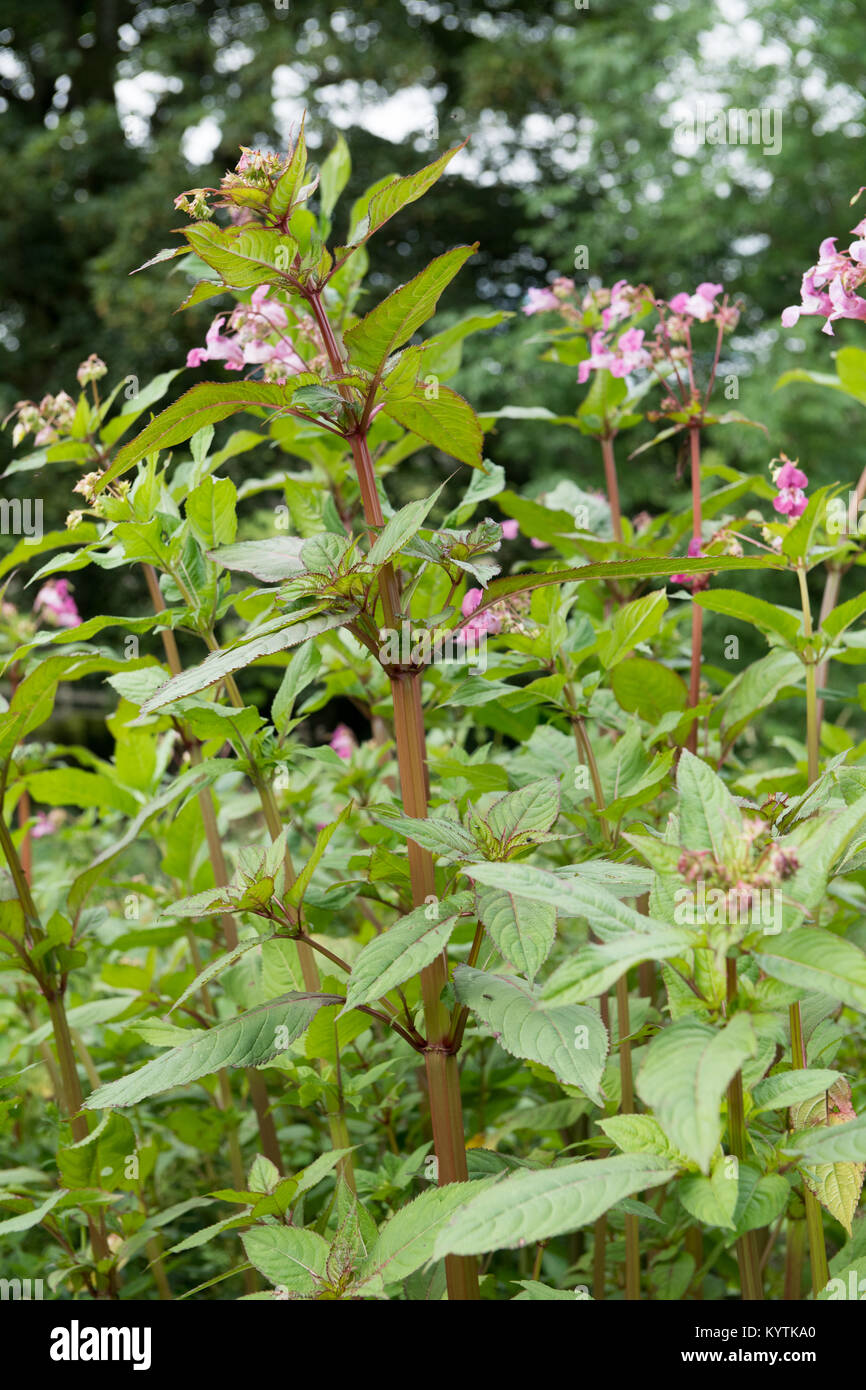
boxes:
[600,434,623,543]
[790,998,830,1296]
[686,425,704,756]
[309,289,478,1299]
[793,560,830,1297]
[615,973,640,1299]
[725,958,763,1299]
[144,564,283,1174]
[783,1218,806,1300]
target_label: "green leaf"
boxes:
[270,118,308,218]
[186,475,238,549]
[477,888,556,983]
[346,246,477,372]
[85,992,341,1108]
[610,657,688,723]
[0,1188,67,1235]
[342,145,464,250]
[209,537,305,583]
[636,1015,758,1172]
[822,589,866,642]
[318,133,351,222]
[342,894,470,1013]
[785,1114,866,1164]
[368,486,444,568]
[139,608,357,711]
[242,1225,329,1295]
[22,768,137,816]
[354,1181,491,1293]
[99,381,313,487]
[58,1113,141,1191]
[694,588,802,646]
[835,346,866,405]
[732,1163,789,1235]
[750,1068,844,1114]
[452,964,608,1102]
[676,748,741,859]
[485,777,561,843]
[382,383,483,468]
[753,930,866,1012]
[168,936,276,1017]
[596,590,668,670]
[677,1158,738,1230]
[541,927,695,1004]
[476,553,784,613]
[599,1114,689,1164]
[433,1154,679,1256]
[287,801,353,910]
[184,223,297,289]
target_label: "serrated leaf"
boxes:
[753,930,866,1012]
[85,993,341,1108]
[346,246,476,372]
[452,964,608,1103]
[139,608,356,711]
[342,894,470,1013]
[242,1225,329,1295]
[382,383,483,468]
[636,1015,758,1172]
[354,1181,491,1292]
[433,1154,679,1256]
[750,1068,843,1114]
[477,888,556,983]
[677,1158,738,1229]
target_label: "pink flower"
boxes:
[523,286,560,316]
[329,724,357,761]
[33,579,80,629]
[578,326,651,384]
[670,283,723,322]
[671,537,706,589]
[186,285,306,374]
[458,587,501,638]
[500,519,519,540]
[530,537,550,550]
[32,812,56,839]
[773,488,808,518]
[782,218,866,335]
[774,461,808,490]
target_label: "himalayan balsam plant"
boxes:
[1,126,866,1303]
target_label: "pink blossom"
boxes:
[523,286,560,316]
[671,537,707,589]
[578,326,652,384]
[530,537,550,550]
[774,461,808,490]
[773,488,808,518]
[458,587,502,638]
[500,519,519,540]
[187,285,306,374]
[782,218,866,335]
[32,812,56,839]
[33,579,80,628]
[670,283,722,322]
[329,724,357,761]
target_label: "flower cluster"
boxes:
[5,390,76,448]
[781,203,866,336]
[771,455,809,519]
[676,816,799,921]
[186,285,315,381]
[174,143,303,224]
[456,586,537,647]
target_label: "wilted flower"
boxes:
[76,354,107,387]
